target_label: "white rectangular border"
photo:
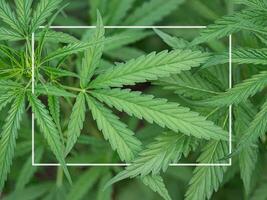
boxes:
[32,26,232,167]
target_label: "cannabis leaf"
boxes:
[156,71,219,99]
[41,40,106,63]
[15,0,32,30]
[104,30,151,51]
[35,30,79,43]
[28,93,72,183]
[0,27,22,41]
[65,92,86,155]
[237,100,267,152]
[80,11,105,88]
[154,28,191,50]
[86,95,142,162]
[234,0,267,10]
[235,102,258,194]
[141,175,172,200]
[104,0,135,25]
[48,95,61,130]
[205,48,267,67]
[31,0,63,32]
[192,9,267,45]
[89,50,210,88]
[0,91,17,111]
[205,70,267,106]
[0,92,25,189]
[106,132,196,185]
[185,141,228,200]
[66,168,102,200]
[91,89,228,140]
[123,0,184,26]
[0,0,22,35]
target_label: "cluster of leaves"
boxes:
[0,0,267,200]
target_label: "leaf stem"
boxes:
[61,85,86,93]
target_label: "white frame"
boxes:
[32,26,232,167]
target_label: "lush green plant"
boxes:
[0,0,267,200]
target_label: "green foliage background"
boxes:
[0,0,267,200]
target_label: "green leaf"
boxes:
[42,40,106,63]
[0,92,25,190]
[48,95,63,143]
[96,172,112,200]
[66,168,102,200]
[89,49,210,89]
[0,91,16,112]
[65,92,86,155]
[0,27,22,41]
[0,0,22,35]
[15,148,43,190]
[89,0,108,22]
[105,0,135,25]
[205,70,267,106]
[192,9,267,45]
[154,29,190,50]
[0,68,21,79]
[80,11,105,88]
[156,71,219,99]
[86,95,142,161]
[91,89,228,140]
[28,93,72,184]
[48,95,60,127]
[0,45,21,67]
[106,132,196,185]
[130,132,197,176]
[185,141,228,200]
[204,48,267,68]
[187,0,218,21]
[237,99,267,152]
[15,0,32,30]
[35,84,76,98]
[35,30,80,43]
[105,47,145,61]
[31,0,63,32]
[123,0,184,25]
[42,66,79,78]
[235,103,258,195]
[104,30,151,51]
[141,175,172,200]
[234,0,267,10]
[0,80,22,90]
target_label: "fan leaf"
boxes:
[91,88,228,140]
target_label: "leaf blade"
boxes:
[0,92,25,190]
[89,49,210,89]
[28,93,71,183]
[91,88,228,140]
[80,11,105,88]
[185,141,228,200]
[86,95,142,162]
[65,92,86,155]
[31,0,63,32]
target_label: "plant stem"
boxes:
[56,167,64,187]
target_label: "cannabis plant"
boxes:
[1,0,267,200]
